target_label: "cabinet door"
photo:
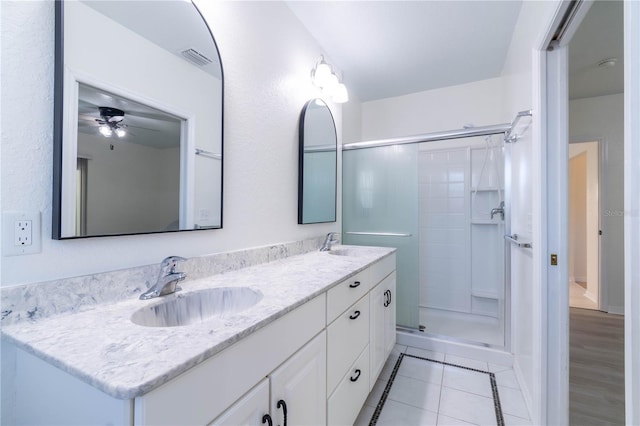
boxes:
[369,281,386,389]
[370,271,397,387]
[209,379,269,426]
[270,331,326,426]
[384,273,397,358]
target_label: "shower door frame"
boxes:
[343,124,515,351]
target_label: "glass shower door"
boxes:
[342,144,420,329]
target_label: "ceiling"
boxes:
[77,83,181,149]
[569,1,624,100]
[287,1,623,103]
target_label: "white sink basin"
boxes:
[327,248,358,257]
[131,287,263,327]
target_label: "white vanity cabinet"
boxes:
[270,331,326,425]
[6,249,396,426]
[211,331,326,426]
[326,253,396,425]
[370,271,397,385]
[134,295,326,426]
[209,379,270,426]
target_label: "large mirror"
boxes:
[53,1,223,239]
[298,99,337,224]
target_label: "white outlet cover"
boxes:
[2,211,41,256]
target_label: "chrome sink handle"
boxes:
[160,256,186,276]
[320,232,340,251]
[140,256,187,300]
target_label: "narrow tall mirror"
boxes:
[53,0,223,238]
[298,99,337,224]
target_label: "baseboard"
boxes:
[512,357,535,423]
[584,290,598,304]
[607,305,625,315]
[395,330,513,366]
[574,276,587,283]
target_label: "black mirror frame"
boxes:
[297,99,338,225]
[52,0,224,239]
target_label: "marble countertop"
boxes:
[1,245,395,400]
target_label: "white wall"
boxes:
[78,134,180,235]
[499,1,562,422]
[568,152,588,283]
[360,77,505,140]
[569,141,600,305]
[569,93,624,313]
[0,0,341,286]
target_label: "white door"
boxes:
[270,332,326,426]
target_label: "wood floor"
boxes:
[570,308,625,425]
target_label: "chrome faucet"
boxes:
[139,256,187,300]
[320,232,340,251]
[490,201,505,220]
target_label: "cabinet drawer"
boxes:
[327,269,370,324]
[328,344,370,426]
[369,253,395,287]
[327,295,369,393]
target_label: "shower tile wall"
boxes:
[418,138,505,346]
[419,148,470,313]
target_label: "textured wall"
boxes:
[0,1,341,286]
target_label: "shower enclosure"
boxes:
[343,124,518,348]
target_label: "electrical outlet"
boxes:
[2,211,41,256]
[15,220,32,246]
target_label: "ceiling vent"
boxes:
[181,48,213,67]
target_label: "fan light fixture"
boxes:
[96,107,127,138]
[312,56,348,104]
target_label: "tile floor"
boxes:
[354,345,532,426]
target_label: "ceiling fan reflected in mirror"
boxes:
[96,106,127,138]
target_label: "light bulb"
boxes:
[115,128,126,138]
[99,126,113,137]
[313,62,332,88]
[332,83,349,103]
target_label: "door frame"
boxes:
[540,1,640,424]
[568,140,601,310]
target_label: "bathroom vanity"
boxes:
[2,244,396,425]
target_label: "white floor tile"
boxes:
[498,386,530,419]
[503,413,533,425]
[439,387,497,426]
[444,354,488,371]
[494,369,520,390]
[398,355,444,385]
[488,363,512,373]
[365,379,387,408]
[353,404,376,426]
[405,346,446,362]
[378,355,400,382]
[376,400,438,426]
[437,413,477,425]
[362,347,518,426]
[387,374,442,412]
[442,365,493,397]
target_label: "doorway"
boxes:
[542,0,633,423]
[568,141,599,310]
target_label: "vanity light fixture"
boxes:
[311,56,348,104]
